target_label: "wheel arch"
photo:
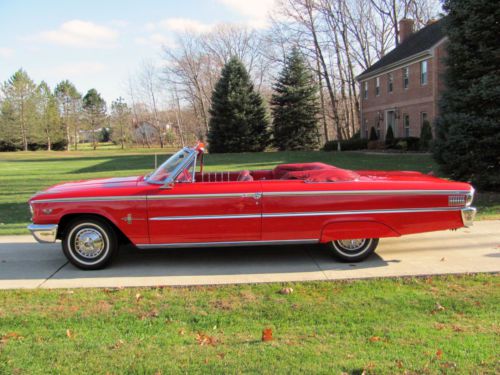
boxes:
[57,213,131,245]
[320,220,400,243]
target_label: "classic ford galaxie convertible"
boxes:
[28,143,476,269]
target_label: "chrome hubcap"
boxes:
[336,239,366,251]
[74,228,105,259]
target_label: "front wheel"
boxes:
[327,238,379,262]
[62,218,117,270]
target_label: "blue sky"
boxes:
[0,0,275,103]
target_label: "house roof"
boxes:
[357,18,446,81]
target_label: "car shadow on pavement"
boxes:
[0,242,390,280]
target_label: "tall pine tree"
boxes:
[208,57,269,153]
[271,49,320,151]
[433,0,500,190]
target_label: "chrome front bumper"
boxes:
[28,224,58,243]
[461,207,477,227]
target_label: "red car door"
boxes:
[147,181,262,245]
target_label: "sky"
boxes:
[0,0,277,103]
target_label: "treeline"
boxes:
[1,0,439,151]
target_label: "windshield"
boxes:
[146,148,194,183]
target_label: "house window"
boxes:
[387,73,393,93]
[403,67,409,89]
[420,60,428,85]
[363,81,368,99]
[375,77,380,96]
[364,118,368,138]
[404,114,410,137]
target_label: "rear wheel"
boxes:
[327,238,379,262]
[62,218,117,270]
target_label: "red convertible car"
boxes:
[28,143,476,269]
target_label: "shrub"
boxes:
[369,126,378,141]
[385,126,394,147]
[420,120,433,151]
[323,138,368,151]
[405,137,420,151]
[0,140,21,152]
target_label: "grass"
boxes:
[0,274,498,374]
[0,148,498,235]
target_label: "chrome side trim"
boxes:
[137,239,319,249]
[150,214,261,221]
[262,207,462,218]
[264,190,471,197]
[148,193,254,200]
[30,189,473,204]
[31,196,148,204]
[148,207,462,221]
[461,207,476,227]
[28,224,58,243]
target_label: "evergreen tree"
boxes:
[385,125,394,146]
[271,49,320,151]
[55,80,81,150]
[83,89,106,150]
[37,81,62,151]
[433,0,500,189]
[1,69,38,151]
[419,120,433,151]
[369,126,378,141]
[208,57,269,153]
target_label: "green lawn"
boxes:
[0,149,498,235]
[0,274,498,374]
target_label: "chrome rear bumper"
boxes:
[461,207,476,227]
[28,224,58,243]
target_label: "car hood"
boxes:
[35,176,142,196]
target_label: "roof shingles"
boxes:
[357,18,446,80]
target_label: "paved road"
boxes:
[0,221,498,289]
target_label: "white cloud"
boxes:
[147,18,214,34]
[49,62,108,76]
[0,47,14,58]
[218,0,277,28]
[26,20,119,48]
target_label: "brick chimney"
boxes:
[398,19,414,44]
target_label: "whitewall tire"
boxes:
[327,238,379,262]
[62,218,117,270]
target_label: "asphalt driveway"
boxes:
[0,220,498,289]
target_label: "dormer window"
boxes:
[403,67,409,89]
[375,77,380,96]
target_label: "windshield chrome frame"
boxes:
[145,147,197,186]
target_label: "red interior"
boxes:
[194,163,359,182]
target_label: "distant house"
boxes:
[356,18,447,140]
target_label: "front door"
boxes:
[386,110,396,138]
[147,181,262,244]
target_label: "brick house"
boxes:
[356,18,447,140]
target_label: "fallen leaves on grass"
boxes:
[196,333,217,346]
[1,332,23,344]
[178,329,185,336]
[431,302,446,314]
[369,336,381,342]
[135,293,142,302]
[109,339,125,350]
[66,329,72,339]
[279,287,294,295]
[436,349,443,359]
[434,323,446,330]
[139,309,159,320]
[262,328,273,342]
